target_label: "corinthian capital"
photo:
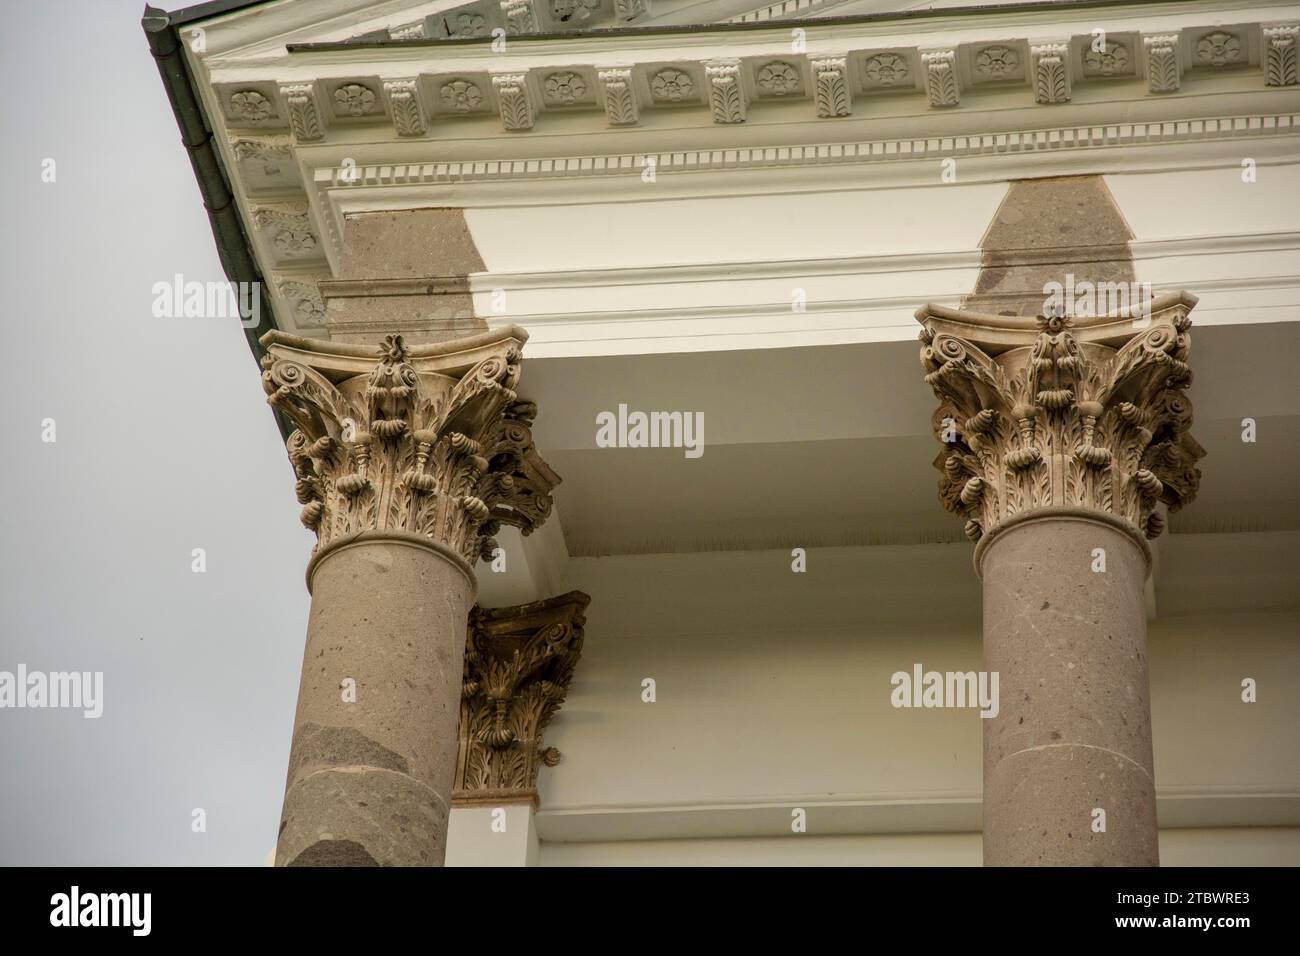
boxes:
[454,591,590,805]
[916,292,1204,543]
[259,327,558,568]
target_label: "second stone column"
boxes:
[916,293,1204,866]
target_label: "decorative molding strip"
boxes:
[383,78,426,137]
[811,56,851,118]
[493,73,536,131]
[596,67,639,126]
[1031,42,1072,104]
[922,50,959,108]
[454,591,590,805]
[279,82,326,141]
[316,113,1299,187]
[705,60,746,124]
[474,233,1300,292]
[1264,24,1299,87]
[1144,34,1182,94]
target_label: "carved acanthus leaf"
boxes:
[454,592,590,803]
[493,74,535,131]
[500,0,536,35]
[922,50,959,107]
[279,83,325,141]
[384,79,426,136]
[1031,43,1071,104]
[917,298,1203,542]
[705,61,746,124]
[1265,25,1299,86]
[261,331,559,565]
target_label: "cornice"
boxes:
[309,111,1298,190]
[211,17,1300,134]
[154,0,1300,344]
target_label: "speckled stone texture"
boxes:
[978,513,1158,866]
[963,175,1136,318]
[276,536,474,867]
[321,208,489,345]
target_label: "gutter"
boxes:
[142,2,292,440]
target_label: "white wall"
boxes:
[520,538,1300,863]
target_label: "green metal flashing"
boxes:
[142,2,291,439]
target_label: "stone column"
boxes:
[917,293,1204,866]
[445,592,589,867]
[263,327,559,866]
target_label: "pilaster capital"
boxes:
[454,591,590,806]
[260,327,558,568]
[916,292,1204,545]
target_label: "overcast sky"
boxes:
[0,0,316,865]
